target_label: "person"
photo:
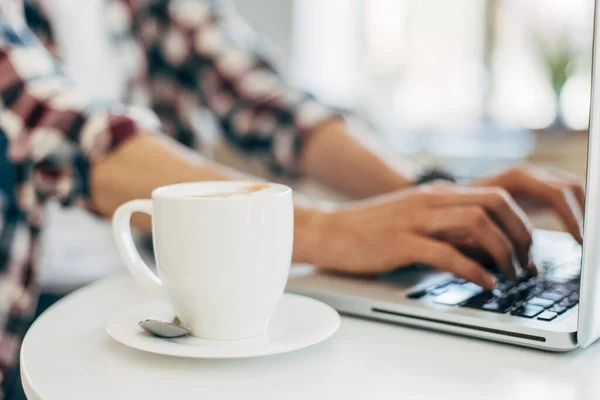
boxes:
[0,0,585,398]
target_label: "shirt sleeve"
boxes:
[133,0,340,176]
[0,18,160,221]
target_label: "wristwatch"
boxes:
[414,168,457,186]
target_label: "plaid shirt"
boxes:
[0,0,335,396]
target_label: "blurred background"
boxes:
[240,0,594,179]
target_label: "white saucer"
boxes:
[106,293,340,358]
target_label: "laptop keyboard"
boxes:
[406,262,580,322]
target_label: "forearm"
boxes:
[91,135,243,228]
[299,120,418,198]
[90,134,324,263]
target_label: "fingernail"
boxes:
[527,263,539,276]
[512,254,524,278]
[483,275,497,290]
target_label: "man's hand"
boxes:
[472,165,585,243]
[307,182,535,289]
[305,164,586,289]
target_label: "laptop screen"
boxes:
[578,0,600,347]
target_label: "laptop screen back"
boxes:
[578,0,600,348]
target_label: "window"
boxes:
[292,0,594,137]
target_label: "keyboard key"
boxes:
[527,297,555,308]
[499,292,517,305]
[549,304,569,315]
[564,282,580,292]
[569,292,579,302]
[532,284,547,297]
[461,282,481,292]
[407,289,428,299]
[406,279,453,299]
[482,301,511,313]
[513,286,536,302]
[430,287,448,296]
[498,293,522,308]
[559,298,579,308]
[434,285,482,306]
[511,304,545,318]
[549,286,573,296]
[537,311,558,321]
[460,291,496,309]
[538,291,565,302]
[427,281,453,296]
[566,299,579,308]
[496,276,528,292]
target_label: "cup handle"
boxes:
[112,199,168,301]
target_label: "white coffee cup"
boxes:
[112,181,294,340]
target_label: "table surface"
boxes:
[20,274,600,400]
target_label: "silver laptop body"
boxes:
[287,0,600,351]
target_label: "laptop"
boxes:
[287,0,600,351]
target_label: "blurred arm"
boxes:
[90,134,322,263]
[0,17,158,219]
[134,0,417,198]
[299,119,418,198]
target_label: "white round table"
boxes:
[21,274,600,400]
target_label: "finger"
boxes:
[429,189,532,269]
[539,184,584,243]
[527,260,540,276]
[571,182,586,211]
[543,169,586,212]
[415,206,518,278]
[407,237,497,289]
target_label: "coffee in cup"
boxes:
[184,183,271,198]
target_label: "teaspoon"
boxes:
[138,317,190,338]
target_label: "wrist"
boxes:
[412,167,457,186]
[292,203,334,265]
[301,116,416,198]
[309,117,346,138]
